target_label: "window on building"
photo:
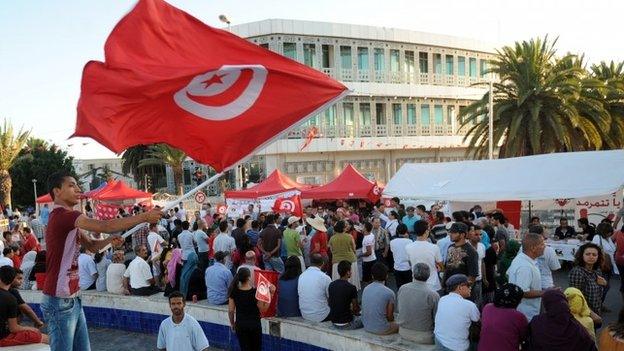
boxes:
[419,52,428,73]
[421,104,430,125]
[404,51,415,74]
[390,50,400,72]
[469,58,477,78]
[392,104,402,124]
[340,46,352,69]
[480,59,488,77]
[434,105,444,125]
[375,103,386,124]
[343,103,354,126]
[433,54,442,74]
[357,47,369,70]
[322,45,334,68]
[458,106,466,125]
[374,48,385,71]
[260,43,269,50]
[324,105,336,126]
[445,55,454,75]
[283,43,297,60]
[447,106,454,125]
[458,56,466,76]
[360,103,371,125]
[407,104,416,124]
[303,44,316,67]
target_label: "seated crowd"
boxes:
[2,198,624,351]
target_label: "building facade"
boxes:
[229,19,495,184]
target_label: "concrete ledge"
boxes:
[20,290,434,351]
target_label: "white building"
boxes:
[72,158,137,191]
[230,19,495,184]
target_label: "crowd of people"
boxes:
[1,173,624,350]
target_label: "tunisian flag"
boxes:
[74,0,348,172]
[272,195,303,217]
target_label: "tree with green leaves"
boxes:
[0,120,30,207]
[459,37,615,158]
[139,144,187,195]
[590,61,624,149]
[10,140,77,208]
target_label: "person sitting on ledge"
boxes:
[157,291,209,351]
[123,245,160,296]
[298,253,332,323]
[328,260,362,330]
[205,251,233,305]
[361,262,398,335]
[0,266,49,347]
[396,263,439,344]
[106,250,126,295]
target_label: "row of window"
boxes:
[273,42,489,78]
[302,102,473,127]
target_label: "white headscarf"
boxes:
[20,251,37,290]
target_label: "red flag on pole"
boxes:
[272,195,303,217]
[299,126,318,151]
[73,0,348,172]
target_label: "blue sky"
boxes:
[2,0,623,159]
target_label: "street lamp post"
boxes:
[32,179,38,207]
[219,14,231,32]
[488,79,494,160]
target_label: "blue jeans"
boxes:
[41,294,91,351]
[264,256,284,274]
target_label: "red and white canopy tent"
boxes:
[89,180,153,219]
[301,164,383,203]
[224,170,314,214]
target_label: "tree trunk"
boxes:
[0,170,12,208]
[173,166,184,195]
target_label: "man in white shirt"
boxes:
[177,221,195,261]
[157,291,209,351]
[123,245,160,296]
[530,224,561,289]
[213,221,236,256]
[236,251,260,287]
[434,274,480,351]
[405,220,443,292]
[193,220,210,270]
[147,223,165,283]
[0,248,13,267]
[507,233,545,321]
[389,224,413,289]
[78,248,98,290]
[176,202,187,221]
[298,253,332,322]
[106,250,127,295]
[360,222,377,284]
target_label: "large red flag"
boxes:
[272,195,303,217]
[74,0,348,172]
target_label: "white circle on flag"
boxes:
[174,64,268,121]
[279,200,295,212]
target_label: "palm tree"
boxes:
[139,144,187,195]
[591,61,624,149]
[121,145,150,182]
[460,37,610,158]
[0,120,30,206]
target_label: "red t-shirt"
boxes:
[43,207,82,298]
[310,231,328,256]
[207,235,216,259]
[22,234,40,254]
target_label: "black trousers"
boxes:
[131,285,160,296]
[236,323,262,351]
[362,260,375,283]
[394,269,413,290]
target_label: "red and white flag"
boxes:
[216,204,228,216]
[272,195,303,217]
[73,0,348,172]
[367,182,383,203]
[255,272,272,304]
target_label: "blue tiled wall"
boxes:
[28,303,328,351]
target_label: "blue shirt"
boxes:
[278,277,301,317]
[437,236,453,263]
[205,262,233,305]
[246,229,259,247]
[40,207,50,225]
[480,230,491,250]
[401,215,420,233]
[361,281,396,334]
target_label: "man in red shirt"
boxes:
[41,172,161,350]
[20,227,40,255]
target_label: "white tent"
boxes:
[383,150,624,201]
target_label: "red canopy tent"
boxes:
[225,170,313,199]
[301,164,382,202]
[83,181,117,198]
[36,194,52,204]
[91,180,151,201]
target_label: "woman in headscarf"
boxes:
[164,248,182,296]
[19,251,37,290]
[599,307,624,350]
[527,289,596,351]
[564,287,601,339]
[179,251,205,300]
[479,283,528,351]
[496,239,520,286]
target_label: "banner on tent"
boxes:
[574,193,621,225]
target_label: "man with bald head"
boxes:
[506,233,545,321]
[236,250,260,287]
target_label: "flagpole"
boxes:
[99,171,224,252]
